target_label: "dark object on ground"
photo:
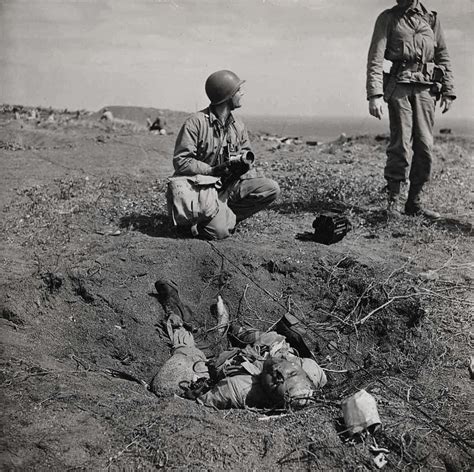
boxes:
[107,368,150,390]
[440,128,452,135]
[375,134,389,142]
[227,325,260,348]
[41,271,63,293]
[274,313,313,358]
[149,117,165,131]
[180,377,212,400]
[263,260,297,276]
[468,357,474,380]
[312,212,352,245]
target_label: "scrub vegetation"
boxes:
[1,106,472,471]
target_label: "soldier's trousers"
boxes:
[385,83,437,188]
[197,176,280,240]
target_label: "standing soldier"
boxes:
[367,0,455,218]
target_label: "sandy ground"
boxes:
[1,107,473,471]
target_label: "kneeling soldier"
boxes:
[172,70,280,240]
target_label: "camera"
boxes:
[228,150,255,165]
[312,212,351,245]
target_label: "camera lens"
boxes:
[243,151,255,164]
[229,151,255,165]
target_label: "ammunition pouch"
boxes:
[384,61,445,101]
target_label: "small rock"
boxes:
[374,453,388,468]
[419,270,439,281]
[468,356,474,380]
[392,232,406,238]
[41,272,64,293]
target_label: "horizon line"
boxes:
[2,102,473,123]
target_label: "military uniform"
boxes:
[367,1,455,213]
[173,107,280,239]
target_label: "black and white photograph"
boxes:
[1,0,473,470]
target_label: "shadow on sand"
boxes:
[432,216,472,235]
[272,200,346,215]
[119,212,185,238]
[273,200,473,236]
[120,207,472,240]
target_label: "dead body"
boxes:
[151,280,326,410]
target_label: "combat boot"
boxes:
[405,186,440,220]
[154,279,195,330]
[275,313,313,358]
[387,192,402,218]
[386,179,402,218]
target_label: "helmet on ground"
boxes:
[205,70,245,105]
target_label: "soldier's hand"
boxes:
[440,96,454,114]
[211,162,231,177]
[369,97,384,120]
[229,160,250,177]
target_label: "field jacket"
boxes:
[366,1,455,100]
[173,107,252,176]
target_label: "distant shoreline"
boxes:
[242,114,474,142]
[2,104,472,143]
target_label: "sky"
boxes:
[1,0,473,118]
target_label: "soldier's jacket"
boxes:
[366,1,455,100]
[173,107,252,176]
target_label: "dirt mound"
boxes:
[1,108,473,470]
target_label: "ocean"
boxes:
[242,114,474,142]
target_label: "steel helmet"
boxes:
[205,70,245,105]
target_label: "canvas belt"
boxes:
[392,61,434,73]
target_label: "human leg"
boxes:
[386,84,413,184]
[196,176,279,239]
[227,177,280,222]
[154,279,196,330]
[385,85,413,215]
[405,86,439,219]
[197,196,237,240]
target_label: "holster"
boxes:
[383,72,398,101]
[430,82,443,100]
[430,64,445,100]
